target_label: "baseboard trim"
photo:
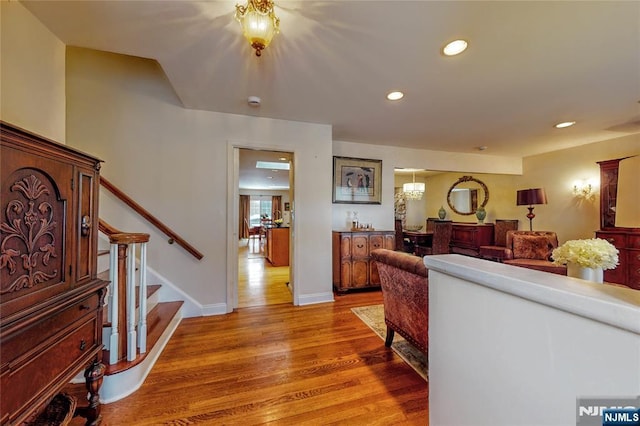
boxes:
[296,292,334,306]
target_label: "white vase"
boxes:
[566,262,604,283]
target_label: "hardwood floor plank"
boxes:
[67,248,427,425]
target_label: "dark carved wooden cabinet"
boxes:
[1,122,108,425]
[595,158,640,290]
[332,230,395,292]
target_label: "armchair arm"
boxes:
[504,248,514,260]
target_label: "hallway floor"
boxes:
[238,239,291,308]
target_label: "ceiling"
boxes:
[22,1,640,189]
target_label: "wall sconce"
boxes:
[572,179,594,200]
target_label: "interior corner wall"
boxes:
[65,47,333,312]
[0,1,66,142]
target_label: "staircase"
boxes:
[96,225,184,403]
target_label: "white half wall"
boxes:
[425,254,640,426]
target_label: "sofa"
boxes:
[503,230,567,275]
[370,248,428,354]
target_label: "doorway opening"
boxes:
[237,148,293,308]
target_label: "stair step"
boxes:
[102,284,162,326]
[103,301,183,375]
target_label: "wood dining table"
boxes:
[403,230,433,253]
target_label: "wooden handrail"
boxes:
[100,177,204,260]
[99,219,150,245]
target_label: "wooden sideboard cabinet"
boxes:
[1,122,109,425]
[595,230,640,290]
[265,227,290,267]
[449,223,494,257]
[332,230,395,292]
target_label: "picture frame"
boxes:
[332,156,382,204]
[284,202,290,211]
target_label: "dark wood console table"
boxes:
[450,222,494,257]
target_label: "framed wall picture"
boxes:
[284,202,290,211]
[332,156,382,204]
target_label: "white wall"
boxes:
[0,2,66,141]
[65,47,333,313]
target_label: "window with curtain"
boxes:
[249,197,272,227]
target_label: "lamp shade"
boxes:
[517,188,547,206]
[403,182,425,193]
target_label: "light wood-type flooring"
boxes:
[238,237,292,307]
[67,243,428,425]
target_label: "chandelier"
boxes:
[235,0,280,57]
[403,171,425,200]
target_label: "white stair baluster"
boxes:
[137,242,148,353]
[108,243,120,365]
[126,243,137,362]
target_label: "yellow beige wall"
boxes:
[397,134,639,243]
[0,2,66,141]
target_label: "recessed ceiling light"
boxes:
[278,157,287,161]
[387,91,404,101]
[555,121,576,129]
[477,146,488,151]
[443,39,468,56]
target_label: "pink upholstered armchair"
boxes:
[370,249,428,354]
[503,230,567,275]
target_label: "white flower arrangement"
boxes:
[551,238,619,270]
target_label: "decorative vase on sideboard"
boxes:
[566,262,604,283]
[475,207,486,224]
[438,206,446,220]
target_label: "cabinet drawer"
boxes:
[596,232,625,248]
[627,235,640,250]
[1,317,98,423]
[351,234,369,257]
[369,234,384,252]
[627,250,640,290]
[1,293,100,364]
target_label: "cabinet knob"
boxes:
[79,340,86,351]
[79,304,91,311]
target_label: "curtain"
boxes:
[239,195,250,239]
[272,195,282,219]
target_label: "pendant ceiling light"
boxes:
[403,171,425,200]
[235,0,280,57]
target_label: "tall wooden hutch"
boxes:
[595,158,640,290]
[1,122,108,424]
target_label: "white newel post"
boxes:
[137,242,148,354]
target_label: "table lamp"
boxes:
[517,188,547,231]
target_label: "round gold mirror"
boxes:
[446,176,489,215]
